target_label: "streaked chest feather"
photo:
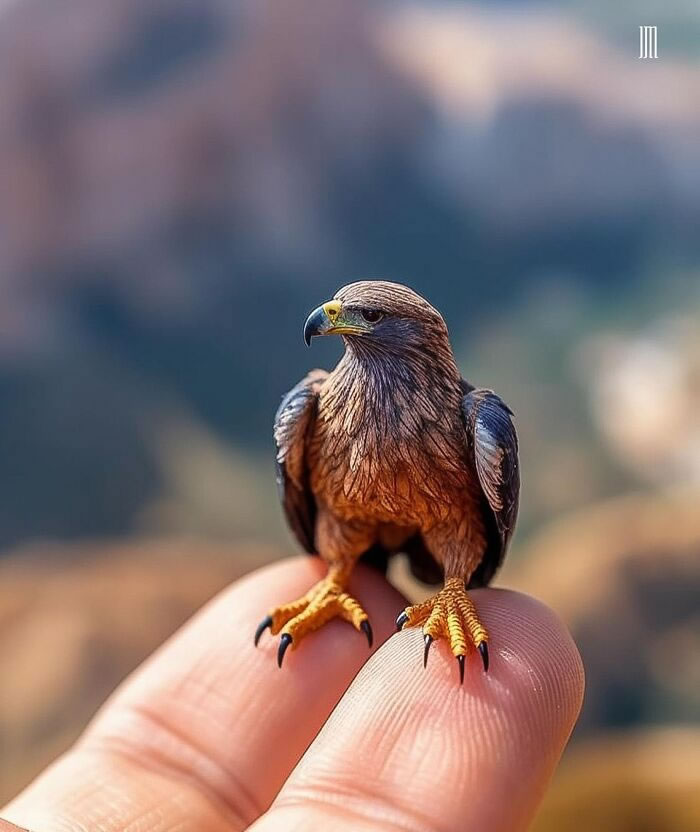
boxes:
[309,374,469,525]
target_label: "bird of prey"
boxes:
[255,281,519,682]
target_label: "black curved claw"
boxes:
[457,654,465,685]
[478,641,489,673]
[423,634,433,668]
[277,633,293,668]
[395,610,409,631]
[361,619,373,648]
[254,615,273,647]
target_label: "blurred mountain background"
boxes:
[1,0,699,828]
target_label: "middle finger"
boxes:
[81,556,406,827]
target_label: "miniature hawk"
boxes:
[255,281,519,682]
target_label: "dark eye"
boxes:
[360,308,383,323]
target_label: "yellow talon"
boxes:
[254,571,373,664]
[397,577,490,683]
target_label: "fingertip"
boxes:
[375,588,585,777]
[470,588,586,730]
[388,588,584,721]
[86,556,406,822]
[268,589,584,832]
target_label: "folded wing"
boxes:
[461,386,520,587]
[273,369,328,553]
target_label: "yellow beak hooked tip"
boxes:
[304,303,331,346]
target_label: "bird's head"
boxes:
[303,281,449,355]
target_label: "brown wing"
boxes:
[273,369,328,553]
[461,385,520,588]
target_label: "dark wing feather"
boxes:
[273,369,328,553]
[461,386,520,587]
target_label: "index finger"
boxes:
[3,556,406,831]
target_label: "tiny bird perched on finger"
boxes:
[255,280,520,683]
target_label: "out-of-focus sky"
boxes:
[0,1,699,827]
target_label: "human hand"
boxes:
[1,556,583,832]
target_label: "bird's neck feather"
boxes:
[323,337,462,434]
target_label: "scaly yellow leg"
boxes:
[396,577,489,683]
[254,566,372,666]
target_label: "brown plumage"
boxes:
[256,280,520,681]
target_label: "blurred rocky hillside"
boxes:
[505,489,700,734]
[0,537,273,803]
[533,727,700,832]
[579,312,700,487]
[1,0,699,550]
